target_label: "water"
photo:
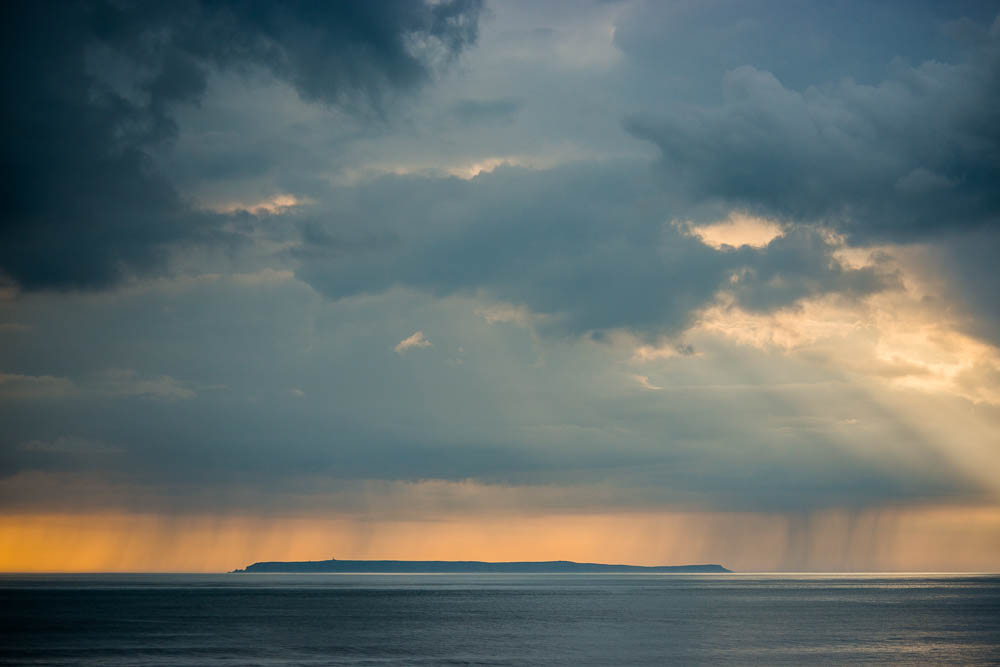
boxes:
[2,573,998,665]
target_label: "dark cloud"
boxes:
[0,0,483,290]
[625,28,1000,243]
[294,163,892,337]
[727,228,897,313]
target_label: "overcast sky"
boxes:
[2,0,999,572]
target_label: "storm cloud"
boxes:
[0,0,482,290]
[625,38,1000,243]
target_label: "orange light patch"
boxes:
[1,506,998,573]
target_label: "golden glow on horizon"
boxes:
[2,506,998,573]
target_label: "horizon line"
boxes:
[3,570,1000,576]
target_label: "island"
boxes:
[231,558,730,573]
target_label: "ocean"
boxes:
[2,573,998,665]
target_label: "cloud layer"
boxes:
[1,0,999,570]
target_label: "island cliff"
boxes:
[231,559,730,573]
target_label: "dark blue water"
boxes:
[2,573,998,665]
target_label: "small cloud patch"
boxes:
[96,369,196,401]
[211,193,305,215]
[394,331,432,354]
[631,374,663,391]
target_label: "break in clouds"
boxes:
[1,0,999,527]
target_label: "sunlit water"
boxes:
[2,573,998,665]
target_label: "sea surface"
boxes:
[2,573,998,665]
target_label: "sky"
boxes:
[1,0,999,572]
